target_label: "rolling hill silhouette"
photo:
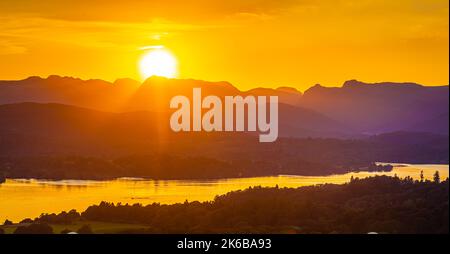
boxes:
[0,102,351,148]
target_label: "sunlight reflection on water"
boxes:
[0,163,448,222]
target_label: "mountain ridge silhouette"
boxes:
[0,75,448,135]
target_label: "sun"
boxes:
[139,49,178,79]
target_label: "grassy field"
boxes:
[0,221,148,234]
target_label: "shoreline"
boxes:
[0,163,406,183]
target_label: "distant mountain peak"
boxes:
[312,83,323,88]
[24,76,44,82]
[143,75,169,83]
[47,75,84,82]
[343,79,366,87]
[342,79,424,89]
[276,87,301,94]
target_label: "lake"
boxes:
[0,163,448,222]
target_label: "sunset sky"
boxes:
[0,0,448,90]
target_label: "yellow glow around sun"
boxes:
[139,49,177,79]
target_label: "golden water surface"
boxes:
[0,163,448,222]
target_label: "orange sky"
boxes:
[0,0,448,91]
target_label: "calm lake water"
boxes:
[0,163,448,222]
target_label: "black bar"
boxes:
[0,234,447,252]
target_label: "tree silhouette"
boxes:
[433,171,440,183]
[3,220,13,226]
[77,224,93,234]
[0,171,5,184]
[13,223,53,234]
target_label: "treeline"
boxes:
[0,155,393,180]
[11,175,449,234]
[0,155,238,180]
